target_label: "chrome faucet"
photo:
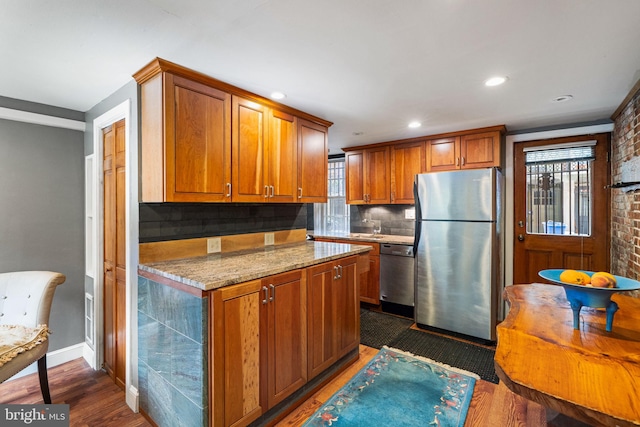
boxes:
[363,218,381,235]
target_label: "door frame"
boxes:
[88,99,139,411]
[504,123,613,304]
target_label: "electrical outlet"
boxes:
[207,237,221,253]
[405,208,416,220]
[264,232,275,246]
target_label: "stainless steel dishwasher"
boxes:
[379,244,415,310]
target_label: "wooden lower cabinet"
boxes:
[211,257,361,426]
[307,256,359,380]
[314,239,380,305]
[212,279,264,427]
[334,257,359,358]
[359,244,380,305]
[261,270,307,409]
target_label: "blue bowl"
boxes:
[538,269,640,331]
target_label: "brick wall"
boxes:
[611,87,640,280]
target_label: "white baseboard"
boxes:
[82,342,96,369]
[126,385,139,412]
[6,342,85,381]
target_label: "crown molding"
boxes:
[0,107,85,131]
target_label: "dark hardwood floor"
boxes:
[0,358,151,427]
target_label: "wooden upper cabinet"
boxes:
[460,131,501,169]
[426,137,459,172]
[345,147,390,204]
[425,130,502,171]
[345,151,366,204]
[140,72,232,202]
[298,118,328,203]
[269,109,298,203]
[232,96,269,202]
[134,58,332,204]
[232,99,301,203]
[366,147,391,204]
[391,141,425,203]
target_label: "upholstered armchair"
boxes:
[0,271,66,403]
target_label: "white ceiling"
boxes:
[2,0,640,153]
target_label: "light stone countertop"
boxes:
[309,232,414,246]
[139,241,371,291]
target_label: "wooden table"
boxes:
[495,283,640,427]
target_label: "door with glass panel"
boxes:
[513,133,611,285]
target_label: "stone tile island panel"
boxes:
[138,274,208,427]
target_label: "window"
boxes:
[524,141,595,236]
[314,158,350,233]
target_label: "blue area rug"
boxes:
[303,347,478,427]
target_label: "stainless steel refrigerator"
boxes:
[413,168,503,341]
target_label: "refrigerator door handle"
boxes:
[413,181,421,257]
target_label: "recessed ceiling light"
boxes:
[485,76,508,87]
[552,95,573,103]
[270,91,286,100]
[408,121,422,128]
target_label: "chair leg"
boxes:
[37,356,52,404]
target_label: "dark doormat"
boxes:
[360,308,413,349]
[388,328,499,384]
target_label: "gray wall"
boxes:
[0,109,85,351]
[84,80,138,156]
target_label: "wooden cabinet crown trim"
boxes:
[133,57,333,128]
[341,124,506,152]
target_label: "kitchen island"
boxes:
[137,240,371,427]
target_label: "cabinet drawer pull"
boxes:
[270,185,275,198]
[338,265,343,279]
[226,183,232,197]
[461,156,466,166]
[298,187,303,199]
[262,286,269,304]
[333,266,338,280]
[456,157,460,166]
[269,284,275,302]
[264,185,269,198]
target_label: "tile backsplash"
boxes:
[350,205,415,237]
[139,203,307,243]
